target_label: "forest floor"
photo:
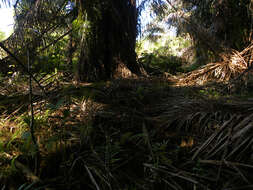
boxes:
[0,73,253,190]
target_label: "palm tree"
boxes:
[1,0,142,81]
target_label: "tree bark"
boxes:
[67,24,75,69]
[77,0,141,82]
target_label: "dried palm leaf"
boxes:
[177,43,253,86]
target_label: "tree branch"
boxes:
[0,42,47,96]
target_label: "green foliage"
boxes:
[33,37,69,73]
[198,88,220,99]
[139,52,184,74]
[0,31,5,41]
[137,33,191,56]
[181,0,252,50]
[137,33,192,74]
[21,111,49,130]
[6,129,21,150]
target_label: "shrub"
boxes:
[138,52,184,74]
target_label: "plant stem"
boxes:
[28,49,40,175]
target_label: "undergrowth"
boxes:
[0,75,252,190]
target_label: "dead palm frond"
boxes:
[150,91,253,188]
[192,112,253,161]
[178,43,253,86]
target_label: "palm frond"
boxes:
[178,43,253,86]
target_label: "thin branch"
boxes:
[0,42,47,96]
[40,29,73,52]
[13,0,20,9]
[28,49,40,175]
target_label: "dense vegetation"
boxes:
[0,0,252,189]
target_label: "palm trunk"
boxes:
[77,0,141,82]
[67,24,76,69]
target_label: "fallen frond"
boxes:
[177,43,253,86]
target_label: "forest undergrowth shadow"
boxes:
[0,75,252,190]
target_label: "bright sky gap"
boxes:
[0,5,14,38]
